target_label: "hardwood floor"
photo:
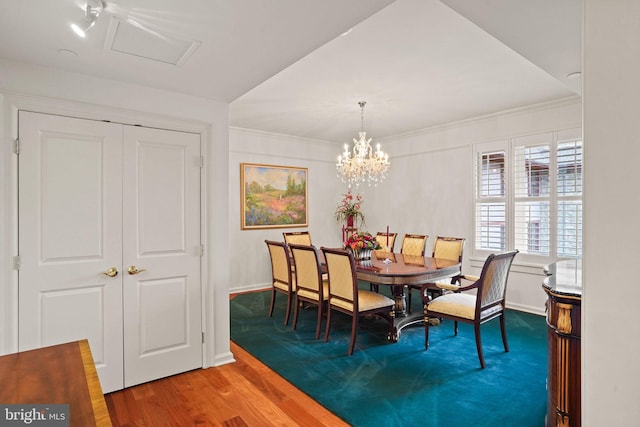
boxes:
[105,340,348,426]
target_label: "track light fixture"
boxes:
[71,1,104,38]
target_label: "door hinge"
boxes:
[202,332,205,343]
[200,244,204,257]
[14,138,20,155]
[200,156,204,168]
[13,256,21,270]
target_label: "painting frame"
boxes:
[240,163,308,230]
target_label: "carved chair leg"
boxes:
[424,315,430,350]
[474,322,486,369]
[500,313,509,352]
[268,289,276,318]
[292,296,300,330]
[348,315,359,355]
[324,307,332,342]
[314,304,323,340]
[454,320,459,336]
[284,294,292,325]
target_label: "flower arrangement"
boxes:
[344,231,381,251]
[335,190,364,225]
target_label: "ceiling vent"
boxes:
[105,17,199,66]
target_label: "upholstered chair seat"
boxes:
[329,290,394,313]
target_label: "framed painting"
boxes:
[240,163,308,230]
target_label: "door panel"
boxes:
[41,134,105,260]
[41,286,107,356]
[122,126,202,387]
[139,276,190,353]
[137,141,189,254]
[18,111,124,393]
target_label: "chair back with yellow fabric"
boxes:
[323,248,357,312]
[477,251,516,313]
[265,240,295,325]
[400,234,428,256]
[375,232,398,252]
[432,236,465,263]
[289,243,328,339]
[283,231,312,246]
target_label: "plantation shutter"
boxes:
[475,150,506,250]
[514,144,550,255]
[557,139,583,257]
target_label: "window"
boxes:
[474,130,582,261]
[475,150,506,251]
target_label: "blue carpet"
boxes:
[230,290,547,427]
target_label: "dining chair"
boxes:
[375,231,398,252]
[398,233,428,307]
[283,231,312,246]
[407,236,465,312]
[369,231,398,293]
[289,243,329,339]
[422,250,518,368]
[265,240,296,325]
[400,233,428,257]
[321,247,395,355]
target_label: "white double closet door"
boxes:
[17,111,203,393]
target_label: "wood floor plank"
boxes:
[105,341,348,427]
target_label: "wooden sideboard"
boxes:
[543,259,582,427]
[0,339,112,426]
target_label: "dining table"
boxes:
[354,250,461,342]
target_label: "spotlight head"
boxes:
[70,1,104,38]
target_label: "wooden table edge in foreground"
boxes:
[0,339,112,427]
[79,339,113,426]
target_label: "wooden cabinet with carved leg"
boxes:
[543,259,582,427]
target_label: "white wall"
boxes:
[583,1,640,425]
[0,60,233,367]
[228,128,346,292]
[230,97,582,315]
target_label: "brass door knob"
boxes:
[127,265,147,275]
[101,267,118,277]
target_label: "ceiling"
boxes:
[0,0,581,143]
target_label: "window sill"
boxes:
[469,257,546,276]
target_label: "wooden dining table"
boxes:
[353,250,461,341]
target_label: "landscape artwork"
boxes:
[241,163,308,229]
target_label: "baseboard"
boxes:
[229,283,270,294]
[211,351,236,367]
[507,302,545,317]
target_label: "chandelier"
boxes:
[336,101,390,187]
